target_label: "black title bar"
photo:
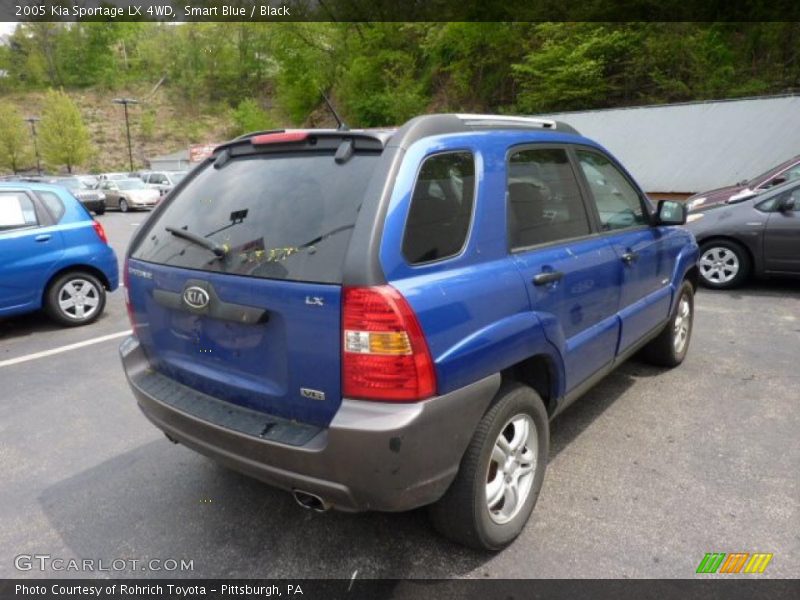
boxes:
[2,579,800,600]
[5,0,800,22]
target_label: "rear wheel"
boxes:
[698,240,750,289]
[119,198,129,213]
[641,280,694,368]
[44,271,106,327]
[429,383,549,551]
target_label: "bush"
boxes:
[230,99,273,136]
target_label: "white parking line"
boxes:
[0,330,132,368]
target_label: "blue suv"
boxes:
[120,115,698,550]
[0,183,118,326]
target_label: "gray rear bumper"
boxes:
[119,337,499,512]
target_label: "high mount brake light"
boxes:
[342,286,437,402]
[251,131,309,145]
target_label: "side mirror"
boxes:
[767,176,786,188]
[656,200,687,226]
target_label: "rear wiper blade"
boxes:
[166,226,228,258]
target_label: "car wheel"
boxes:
[698,241,751,289]
[44,271,106,327]
[95,206,105,216]
[641,280,694,368]
[429,383,549,551]
[119,199,129,213]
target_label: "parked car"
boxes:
[47,176,106,215]
[75,174,100,189]
[686,178,800,288]
[100,178,160,212]
[96,172,130,188]
[141,170,187,196]
[686,154,800,211]
[0,182,118,326]
[120,115,698,550]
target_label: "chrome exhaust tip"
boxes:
[292,489,331,513]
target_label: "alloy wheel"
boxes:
[673,294,691,354]
[699,247,739,284]
[57,278,101,321]
[486,414,537,525]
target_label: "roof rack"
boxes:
[455,113,579,135]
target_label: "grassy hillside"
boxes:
[1,86,235,174]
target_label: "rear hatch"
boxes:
[127,136,384,427]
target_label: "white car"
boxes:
[142,171,187,196]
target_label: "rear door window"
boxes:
[507,147,591,249]
[37,191,66,222]
[131,152,381,284]
[402,151,475,264]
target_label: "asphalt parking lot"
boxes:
[1,211,798,579]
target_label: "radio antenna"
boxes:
[320,89,349,131]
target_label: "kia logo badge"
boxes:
[183,286,210,309]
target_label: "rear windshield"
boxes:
[131,152,380,284]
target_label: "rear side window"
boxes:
[0,192,38,231]
[576,150,648,231]
[402,152,475,264]
[507,147,591,249]
[37,191,66,222]
[131,152,380,284]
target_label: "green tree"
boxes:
[38,89,92,173]
[422,23,530,111]
[269,23,340,123]
[335,24,430,126]
[230,99,273,136]
[512,23,642,113]
[0,103,33,173]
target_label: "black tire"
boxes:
[119,198,129,213]
[44,271,106,327]
[698,240,751,289]
[641,280,694,368]
[429,383,549,551]
[95,206,105,216]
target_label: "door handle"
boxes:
[533,271,564,286]
[35,234,51,242]
[621,251,639,265]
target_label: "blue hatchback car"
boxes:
[0,183,118,326]
[120,115,698,550]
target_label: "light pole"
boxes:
[112,98,138,172]
[24,116,41,175]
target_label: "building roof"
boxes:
[539,94,800,194]
[149,149,189,163]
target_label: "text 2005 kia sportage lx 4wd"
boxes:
[120,114,698,550]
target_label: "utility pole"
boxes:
[112,98,138,172]
[24,116,41,175]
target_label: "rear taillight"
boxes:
[342,286,436,402]
[92,220,108,244]
[123,258,138,337]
